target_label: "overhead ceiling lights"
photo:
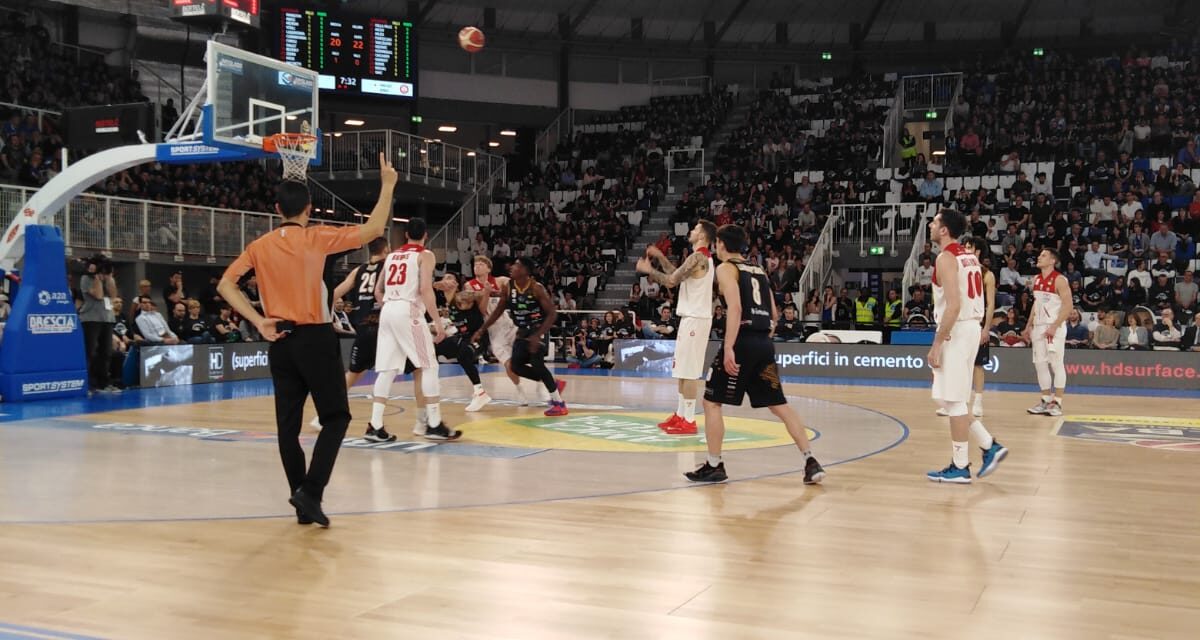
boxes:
[437,125,457,133]
[487,141,500,147]
[344,119,365,126]
[499,129,517,136]
[466,151,476,157]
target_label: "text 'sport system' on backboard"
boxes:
[207,40,319,151]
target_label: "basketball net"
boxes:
[266,121,316,181]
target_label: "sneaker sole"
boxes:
[978,447,1008,478]
[423,432,462,442]
[363,435,397,443]
[927,476,972,484]
[804,471,826,485]
[1027,408,1048,415]
[935,410,948,416]
[464,397,492,412]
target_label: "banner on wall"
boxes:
[611,340,1200,391]
[140,339,356,387]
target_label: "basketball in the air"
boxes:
[458,26,485,53]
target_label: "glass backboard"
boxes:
[206,40,319,149]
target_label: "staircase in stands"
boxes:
[590,94,753,313]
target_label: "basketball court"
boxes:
[1,38,1198,640]
[1,366,1198,639]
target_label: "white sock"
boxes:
[473,383,484,394]
[1052,395,1062,406]
[427,402,441,427]
[676,393,685,417]
[682,399,696,422]
[801,450,812,460]
[707,454,723,466]
[973,393,983,407]
[370,401,386,428]
[550,390,563,402]
[1041,394,1052,403]
[970,420,994,449]
[415,407,428,429]
[952,441,969,469]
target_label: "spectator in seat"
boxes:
[136,298,180,345]
[903,287,930,323]
[1011,171,1033,199]
[1151,252,1177,280]
[1149,223,1178,257]
[918,171,942,204]
[1092,312,1120,350]
[1128,221,1151,261]
[1182,313,1200,351]
[1152,308,1184,350]
[1081,276,1112,312]
[179,299,215,344]
[1178,140,1200,168]
[1119,192,1144,227]
[1005,195,1030,229]
[1089,195,1119,237]
[642,306,677,340]
[775,306,802,342]
[163,271,186,312]
[1065,309,1090,348]
[1031,172,1053,198]
[916,257,934,289]
[1120,313,1148,350]
[168,302,187,338]
[332,299,355,336]
[212,305,244,343]
[1083,241,1113,278]
[1176,270,1198,315]
[999,257,1024,298]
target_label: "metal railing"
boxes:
[651,75,713,96]
[307,177,364,223]
[426,159,508,272]
[535,108,574,168]
[0,183,361,264]
[901,73,962,114]
[321,129,504,192]
[797,211,840,312]
[666,147,704,190]
[831,203,923,258]
[901,205,932,305]
[0,101,61,133]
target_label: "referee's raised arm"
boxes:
[214,152,398,528]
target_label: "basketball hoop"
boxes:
[265,133,317,180]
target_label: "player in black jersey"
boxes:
[400,268,489,408]
[473,256,568,416]
[688,224,826,484]
[309,237,396,442]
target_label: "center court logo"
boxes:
[465,412,816,453]
[1057,415,1200,452]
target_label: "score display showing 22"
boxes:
[277,7,415,99]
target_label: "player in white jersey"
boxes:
[636,220,717,435]
[926,210,1008,484]
[1022,248,1072,417]
[372,217,461,441]
[466,255,549,407]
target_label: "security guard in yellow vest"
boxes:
[899,127,918,170]
[883,290,902,327]
[855,289,878,326]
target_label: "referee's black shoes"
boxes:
[289,488,329,527]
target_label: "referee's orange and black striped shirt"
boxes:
[224,224,363,325]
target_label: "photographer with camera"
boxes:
[79,254,120,393]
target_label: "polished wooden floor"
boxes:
[1,372,1198,639]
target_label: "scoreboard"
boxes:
[278,8,416,99]
[170,0,260,29]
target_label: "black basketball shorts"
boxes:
[704,332,786,408]
[974,341,990,367]
[348,324,378,373]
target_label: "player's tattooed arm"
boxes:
[638,250,707,288]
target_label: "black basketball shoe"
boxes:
[685,461,727,483]
[422,423,463,441]
[804,457,826,485]
[364,425,397,443]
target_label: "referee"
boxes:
[218,152,397,527]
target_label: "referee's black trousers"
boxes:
[268,324,351,502]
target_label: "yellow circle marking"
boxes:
[461,411,816,453]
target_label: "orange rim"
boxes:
[263,133,317,153]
